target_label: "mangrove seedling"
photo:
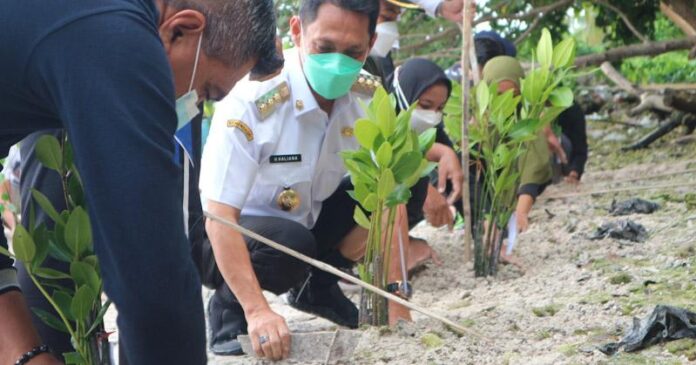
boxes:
[341,86,435,326]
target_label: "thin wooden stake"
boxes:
[204,211,484,339]
[460,0,475,263]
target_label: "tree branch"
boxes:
[575,36,696,67]
[600,61,641,95]
[592,0,649,43]
[515,14,544,45]
[474,0,574,25]
[399,27,459,53]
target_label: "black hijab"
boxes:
[390,58,452,111]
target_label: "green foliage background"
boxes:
[272,0,695,83]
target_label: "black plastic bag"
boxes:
[599,305,696,355]
[590,220,648,242]
[610,198,660,216]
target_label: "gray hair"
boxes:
[165,0,283,76]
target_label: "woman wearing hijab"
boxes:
[480,56,558,268]
[391,58,463,270]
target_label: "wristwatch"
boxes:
[386,280,413,299]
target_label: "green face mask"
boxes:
[302,52,364,100]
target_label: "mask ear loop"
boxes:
[188,33,203,92]
[183,33,203,238]
[392,66,410,111]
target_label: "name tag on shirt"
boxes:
[270,154,302,164]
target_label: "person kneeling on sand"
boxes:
[199,0,416,360]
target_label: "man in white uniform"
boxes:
[200,0,413,360]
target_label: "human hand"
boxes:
[564,171,580,185]
[547,133,568,165]
[516,213,529,233]
[424,185,454,229]
[439,0,475,23]
[437,148,463,204]
[246,307,291,361]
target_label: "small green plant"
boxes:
[532,304,562,317]
[342,86,435,326]
[0,134,110,365]
[468,29,576,276]
[609,273,633,285]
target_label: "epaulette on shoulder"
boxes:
[255,81,290,120]
[352,73,383,95]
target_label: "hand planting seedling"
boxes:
[0,134,111,365]
[341,86,436,326]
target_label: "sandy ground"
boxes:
[108,109,696,364]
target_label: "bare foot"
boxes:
[500,251,526,272]
[407,238,442,273]
[388,300,411,326]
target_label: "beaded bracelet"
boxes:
[14,345,52,365]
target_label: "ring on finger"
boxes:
[259,335,269,345]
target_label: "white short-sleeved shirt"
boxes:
[200,49,380,229]
[2,145,20,186]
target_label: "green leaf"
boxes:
[31,224,50,270]
[354,119,381,150]
[418,128,437,154]
[509,119,543,143]
[71,261,101,292]
[549,87,574,108]
[86,299,112,337]
[34,267,72,280]
[552,38,576,69]
[12,224,36,262]
[362,193,378,212]
[82,255,99,270]
[67,173,85,208]
[378,169,396,200]
[537,28,553,70]
[0,245,12,258]
[53,290,75,321]
[376,141,393,168]
[353,206,371,230]
[392,151,422,182]
[376,96,396,138]
[475,82,490,119]
[34,135,63,172]
[31,307,68,333]
[63,352,85,365]
[31,190,64,225]
[386,184,412,206]
[71,285,97,321]
[64,207,92,257]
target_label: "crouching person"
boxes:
[200,0,413,360]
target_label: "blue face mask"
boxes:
[175,34,203,132]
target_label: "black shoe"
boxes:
[208,294,248,356]
[287,278,358,329]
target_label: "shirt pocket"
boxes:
[252,162,313,212]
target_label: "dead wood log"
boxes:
[600,61,641,95]
[664,89,696,114]
[575,37,696,67]
[622,112,685,150]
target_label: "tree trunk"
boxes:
[575,37,696,67]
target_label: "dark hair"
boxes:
[299,0,380,37]
[164,0,283,76]
[474,37,506,68]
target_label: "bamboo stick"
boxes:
[203,211,484,339]
[460,0,475,263]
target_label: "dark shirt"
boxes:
[557,103,589,177]
[0,1,205,363]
